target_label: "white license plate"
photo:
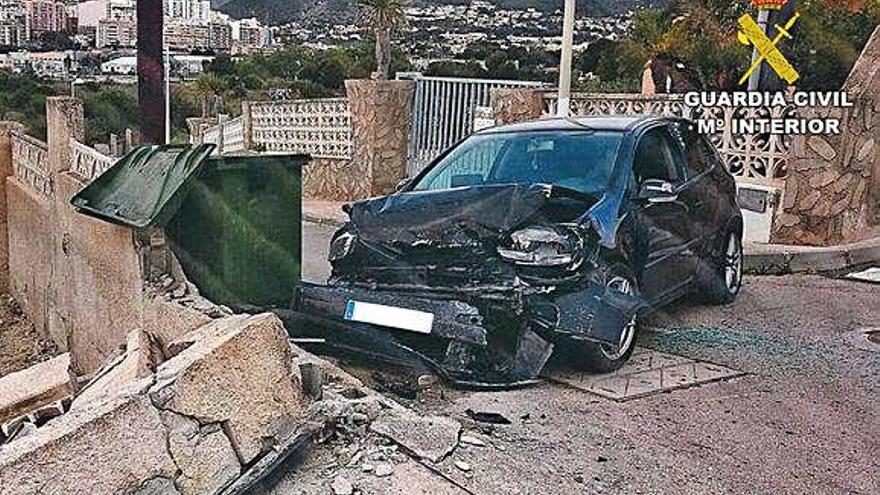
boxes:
[343,301,435,334]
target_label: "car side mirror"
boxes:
[637,179,678,203]
[396,177,413,192]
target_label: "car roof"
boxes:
[477,115,668,135]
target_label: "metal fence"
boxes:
[543,92,794,186]
[404,75,546,175]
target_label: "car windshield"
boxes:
[413,130,624,196]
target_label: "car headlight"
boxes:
[497,225,583,268]
[329,232,357,262]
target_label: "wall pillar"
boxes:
[773,26,880,246]
[0,122,25,293]
[490,88,546,125]
[345,79,415,196]
[46,97,84,174]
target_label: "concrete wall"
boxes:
[3,98,207,376]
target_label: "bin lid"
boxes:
[71,144,216,229]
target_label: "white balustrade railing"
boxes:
[222,117,245,155]
[70,139,115,183]
[543,93,794,185]
[249,98,352,159]
[11,133,52,198]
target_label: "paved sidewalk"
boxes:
[303,201,880,275]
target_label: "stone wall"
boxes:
[303,157,370,202]
[490,87,546,125]
[346,80,415,197]
[775,26,880,246]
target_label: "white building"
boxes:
[100,54,135,74]
[164,0,210,23]
[0,1,29,47]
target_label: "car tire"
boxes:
[697,229,743,305]
[568,262,640,374]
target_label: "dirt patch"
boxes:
[0,294,58,377]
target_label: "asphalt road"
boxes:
[294,221,880,495]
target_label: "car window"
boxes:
[413,130,624,196]
[415,138,505,190]
[670,122,714,179]
[633,127,682,185]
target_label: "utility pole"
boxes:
[556,0,576,117]
[137,0,166,145]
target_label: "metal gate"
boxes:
[401,74,546,176]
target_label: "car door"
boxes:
[631,125,698,305]
[668,121,717,243]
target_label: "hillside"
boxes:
[217,0,662,25]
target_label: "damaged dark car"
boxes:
[295,116,744,387]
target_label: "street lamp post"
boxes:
[557,0,576,117]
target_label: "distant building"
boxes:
[27,49,73,77]
[100,54,134,74]
[26,0,69,38]
[164,0,210,23]
[0,1,29,47]
[96,17,135,48]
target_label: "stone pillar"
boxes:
[241,101,254,151]
[0,122,25,292]
[46,97,84,174]
[490,88,546,125]
[774,26,880,246]
[346,79,415,196]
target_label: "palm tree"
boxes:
[356,0,407,79]
[193,73,227,117]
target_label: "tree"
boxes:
[193,73,227,117]
[356,0,407,79]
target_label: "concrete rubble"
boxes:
[0,353,76,440]
[0,313,310,495]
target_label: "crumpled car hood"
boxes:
[347,183,595,247]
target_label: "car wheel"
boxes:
[569,262,640,373]
[698,229,743,305]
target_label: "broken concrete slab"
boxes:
[72,330,165,409]
[0,382,176,495]
[370,406,462,463]
[0,353,75,424]
[150,313,309,465]
[546,348,743,401]
[163,411,241,495]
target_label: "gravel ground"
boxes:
[0,294,58,377]
[288,222,879,495]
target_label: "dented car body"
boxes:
[294,116,744,386]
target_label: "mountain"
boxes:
[217,0,661,25]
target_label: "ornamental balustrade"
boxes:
[70,139,115,183]
[249,98,352,159]
[222,116,246,155]
[11,132,52,198]
[543,92,795,186]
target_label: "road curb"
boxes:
[303,212,346,229]
[745,237,880,275]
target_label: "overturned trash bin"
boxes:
[71,144,307,310]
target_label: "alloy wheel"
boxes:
[601,275,638,361]
[725,233,743,295]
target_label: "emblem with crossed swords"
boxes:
[737,12,801,86]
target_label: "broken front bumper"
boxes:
[285,281,644,386]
